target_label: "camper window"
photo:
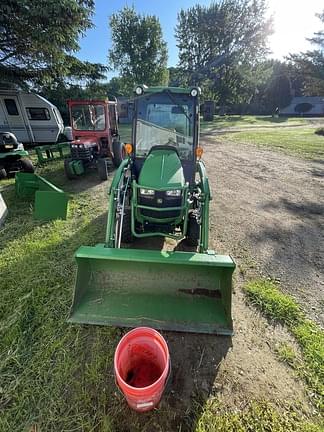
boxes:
[26,108,50,121]
[4,99,19,116]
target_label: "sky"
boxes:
[76,0,324,78]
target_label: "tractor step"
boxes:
[68,245,235,335]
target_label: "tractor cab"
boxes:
[123,86,203,243]
[64,99,124,180]
[131,86,199,184]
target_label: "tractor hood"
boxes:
[138,148,185,189]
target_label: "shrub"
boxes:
[314,127,324,136]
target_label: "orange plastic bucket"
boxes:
[114,327,170,412]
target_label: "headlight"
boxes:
[166,189,181,197]
[140,188,155,196]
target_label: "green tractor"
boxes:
[69,86,235,335]
[0,132,34,179]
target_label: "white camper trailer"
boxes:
[0,90,64,145]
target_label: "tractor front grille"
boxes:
[139,193,182,220]
[71,146,93,160]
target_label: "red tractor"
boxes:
[64,98,125,180]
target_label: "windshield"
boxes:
[136,94,194,160]
[71,104,105,131]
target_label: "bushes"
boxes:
[314,127,324,136]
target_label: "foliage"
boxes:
[264,62,292,112]
[108,6,168,93]
[40,78,129,124]
[315,127,324,136]
[0,0,106,87]
[244,280,324,410]
[175,0,273,107]
[288,10,324,96]
[168,67,186,88]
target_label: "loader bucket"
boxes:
[15,172,68,220]
[68,245,235,335]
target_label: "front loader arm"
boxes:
[197,160,212,253]
[105,158,131,247]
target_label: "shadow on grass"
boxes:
[1,212,232,432]
[255,116,290,124]
[37,161,116,194]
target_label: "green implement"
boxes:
[15,172,68,220]
[35,142,71,164]
[69,246,235,334]
[68,85,235,335]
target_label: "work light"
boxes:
[135,86,144,95]
[190,87,200,97]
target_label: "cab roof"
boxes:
[135,86,200,95]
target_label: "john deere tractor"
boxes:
[69,86,235,335]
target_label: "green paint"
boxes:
[35,142,71,164]
[15,172,68,220]
[138,148,185,189]
[71,159,84,175]
[69,246,235,334]
[0,149,28,159]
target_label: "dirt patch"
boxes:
[202,136,324,326]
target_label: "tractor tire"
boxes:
[186,214,200,247]
[19,158,35,173]
[97,158,108,181]
[121,208,133,243]
[64,158,77,180]
[112,140,125,168]
[0,167,7,180]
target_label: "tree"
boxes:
[40,77,129,124]
[288,10,324,96]
[0,0,106,87]
[175,0,273,107]
[108,6,168,93]
[264,62,292,112]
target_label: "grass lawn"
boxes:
[244,280,324,412]
[201,115,307,130]
[226,127,324,159]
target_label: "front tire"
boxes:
[186,214,200,247]
[19,158,34,173]
[112,140,125,168]
[121,208,133,243]
[97,158,108,181]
